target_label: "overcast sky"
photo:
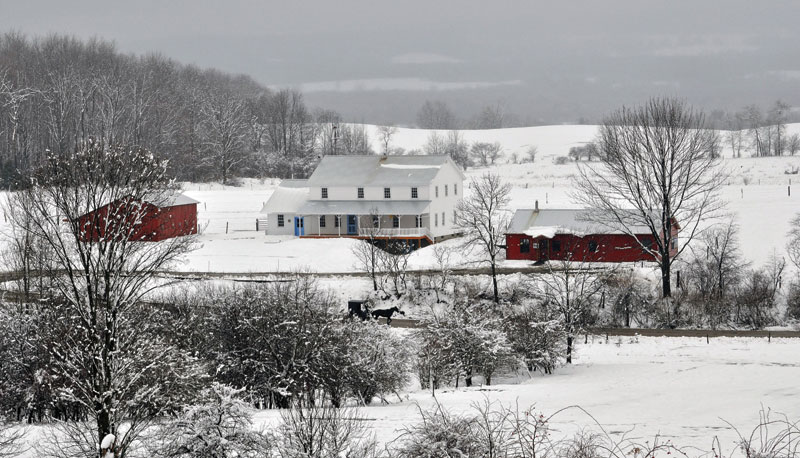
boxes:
[2,0,799,125]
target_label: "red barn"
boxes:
[78,192,199,242]
[505,207,679,263]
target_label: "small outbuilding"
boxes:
[78,192,199,242]
[505,206,679,263]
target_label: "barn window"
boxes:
[321,187,328,199]
[384,187,391,199]
[335,215,340,228]
[392,216,399,228]
[641,237,652,249]
[588,240,598,252]
[277,214,285,227]
[552,240,561,252]
[319,216,326,227]
[520,238,531,253]
[671,238,677,249]
[357,187,364,198]
[411,187,418,198]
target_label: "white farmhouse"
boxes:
[261,155,465,246]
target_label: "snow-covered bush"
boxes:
[392,404,492,458]
[277,401,380,458]
[319,321,411,406]
[148,384,272,458]
[415,305,518,388]
[504,307,566,375]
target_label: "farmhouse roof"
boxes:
[297,199,431,216]
[260,180,309,214]
[508,208,660,238]
[306,155,461,187]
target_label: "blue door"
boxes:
[294,217,305,236]
[347,215,357,235]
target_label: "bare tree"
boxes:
[200,94,248,184]
[351,210,383,291]
[535,258,607,364]
[787,133,800,156]
[379,241,413,298]
[787,213,800,271]
[456,173,511,303]
[575,97,726,298]
[524,145,538,163]
[445,130,471,169]
[377,124,398,155]
[423,131,446,156]
[8,139,199,457]
[416,100,457,129]
[470,142,503,166]
[725,111,747,158]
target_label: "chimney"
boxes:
[535,200,539,211]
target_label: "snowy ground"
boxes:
[246,334,800,454]
[176,123,800,274]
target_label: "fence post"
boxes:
[226,222,229,234]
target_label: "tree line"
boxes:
[0,33,377,188]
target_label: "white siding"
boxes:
[427,161,464,239]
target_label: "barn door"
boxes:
[539,239,549,262]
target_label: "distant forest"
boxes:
[0,33,379,187]
[1,33,798,187]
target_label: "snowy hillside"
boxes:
[177,123,800,273]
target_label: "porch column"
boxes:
[318,214,320,236]
[337,214,341,236]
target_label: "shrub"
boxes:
[554,156,570,165]
[148,384,273,458]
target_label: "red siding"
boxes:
[78,200,197,242]
[506,226,679,263]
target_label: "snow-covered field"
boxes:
[176,123,800,274]
[247,335,800,454]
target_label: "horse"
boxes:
[371,306,405,325]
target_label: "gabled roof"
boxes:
[156,192,199,207]
[306,155,462,187]
[508,208,660,238]
[261,180,310,214]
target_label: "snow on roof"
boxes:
[508,208,655,237]
[306,155,458,186]
[261,180,310,214]
[297,199,431,216]
[158,192,199,207]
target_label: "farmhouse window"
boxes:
[321,187,328,199]
[411,187,418,198]
[415,215,422,227]
[277,214,284,227]
[442,212,445,226]
[435,186,439,197]
[520,238,531,253]
[319,216,326,227]
[454,183,458,195]
[392,216,399,228]
[358,187,364,198]
[588,240,598,252]
[335,215,340,227]
[384,187,391,198]
[434,213,438,227]
[445,185,448,196]
[372,215,380,228]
